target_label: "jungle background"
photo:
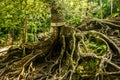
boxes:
[0,0,120,80]
[0,0,119,45]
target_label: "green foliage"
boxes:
[88,0,120,18]
[80,34,107,56]
[0,0,51,45]
[76,34,108,78]
[76,58,100,78]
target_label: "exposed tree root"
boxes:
[0,18,120,80]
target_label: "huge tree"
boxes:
[0,0,120,80]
